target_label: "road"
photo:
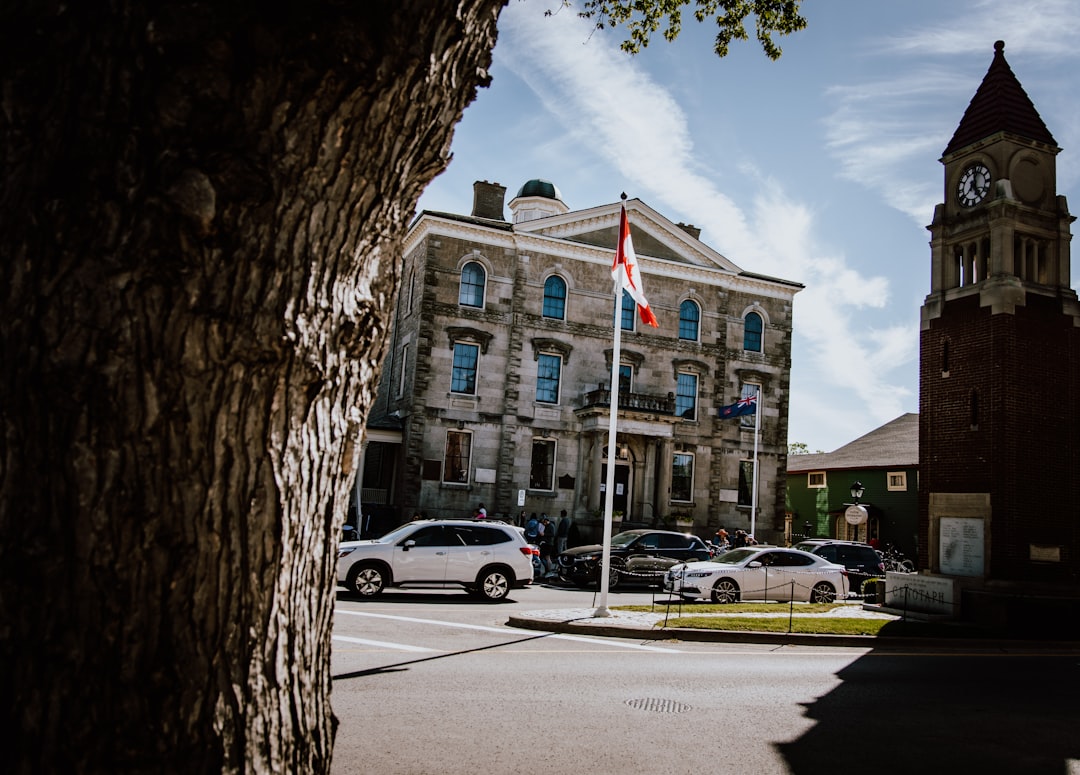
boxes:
[330,581,1080,775]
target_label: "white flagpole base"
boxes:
[593,605,612,618]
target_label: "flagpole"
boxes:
[594,281,622,618]
[750,387,761,540]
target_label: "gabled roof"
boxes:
[943,40,1056,157]
[787,413,919,472]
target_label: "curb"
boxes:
[505,612,1080,651]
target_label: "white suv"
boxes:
[337,519,535,601]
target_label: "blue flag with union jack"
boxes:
[718,393,757,419]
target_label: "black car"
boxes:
[792,539,885,593]
[557,529,711,589]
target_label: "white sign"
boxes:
[844,505,867,526]
[517,489,526,507]
[884,572,956,616]
[939,517,984,577]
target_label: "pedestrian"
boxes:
[539,515,555,574]
[556,509,571,554]
[525,512,540,543]
[476,502,487,519]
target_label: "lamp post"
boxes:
[845,481,867,542]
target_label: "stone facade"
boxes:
[358,179,801,544]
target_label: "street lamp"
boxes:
[850,481,865,502]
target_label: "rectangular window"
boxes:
[620,290,635,331]
[671,453,694,502]
[618,364,633,394]
[737,459,755,507]
[536,353,562,404]
[739,382,760,428]
[451,342,479,394]
[887,471,908,491]
[675,372,698,420]
[397,343,409,398]
[808,471,826,488]
[530,438,556,490]
[443,430,472,484]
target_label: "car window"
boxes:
[637,533,661,550]
[777,552,816,567]
[452,526,511,546]
[658,534,689,550]
[715,548,758,564]
[611,531,644,547]
[405,526,449,547]
[815,546,838,562]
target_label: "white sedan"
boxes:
[664,547,849,603]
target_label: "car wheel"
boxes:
[710,579,739,604]
[476,567,512,601]
[605,562,622,590]
[810,582,836,603]
[347,564,386,597]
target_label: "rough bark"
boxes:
[0,1,505,771]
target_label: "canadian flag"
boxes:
[611,204,659,327]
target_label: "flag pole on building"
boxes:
[750,386,761,540]
[595,195,658,618]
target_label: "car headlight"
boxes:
[338,547,357,559]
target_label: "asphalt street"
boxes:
[330,582,1080,775]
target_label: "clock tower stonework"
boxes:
[920,42,1080,626]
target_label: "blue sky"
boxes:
[416,0,1080,453]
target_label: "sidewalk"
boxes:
[506,605,1080,650]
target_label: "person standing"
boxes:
[476,502,487,519]
[525,513,540,543]
[539,515,555,574]
[556,509,571,554]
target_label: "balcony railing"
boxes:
[579,387,677,415]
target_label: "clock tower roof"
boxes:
[943,40,1056,157]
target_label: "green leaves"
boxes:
[578,0,807,59]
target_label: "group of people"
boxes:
[522,509,574,576]
[711,526,757,553]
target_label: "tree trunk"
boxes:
[0,1,505,771]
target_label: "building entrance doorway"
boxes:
[600,462,631,518]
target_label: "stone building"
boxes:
[920,41,1080,622]
[355,179,802,543]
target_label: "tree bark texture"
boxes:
[0,1,505,771]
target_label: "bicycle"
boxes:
[879,544,915,573]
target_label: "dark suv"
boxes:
[793,539,885,593]
[557,529,711,589]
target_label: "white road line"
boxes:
[334,609,683,653]
[333,635,435,652]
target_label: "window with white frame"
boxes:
[530,438,557,490]
[808,471,826,488]
[459,261,486,308]
[678,300,700,341]
[887,471,908,491]
[743,311,763,352]
[675,372,698,420]
[536,353,562,404]
[739,382,760,428]
[443,430,472,484]
[542,275,567,320]
[451,342,479,395]
[671,452,694,502]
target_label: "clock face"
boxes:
[957,163,991,207]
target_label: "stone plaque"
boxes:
[939,517,984,577]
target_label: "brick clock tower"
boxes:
[920,41,1080,618]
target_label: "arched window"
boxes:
[542,275,567,320]
[459,261,486,308]
[679,300,700,341]
[743,311,763,352]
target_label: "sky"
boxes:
[415,0,1080,454]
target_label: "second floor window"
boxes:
[620,289,636,331]
[671,453,694,502]
[451,342,479,394]
[740,382,760,428]
[618,363,633,394]
[679,300,700,341]
[536,353,562,404]
[676,372,698,420]
[743,311,763,352]
[459,261,486,308]
[542,275,567,319]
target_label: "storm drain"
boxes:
[625,698,692,714]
